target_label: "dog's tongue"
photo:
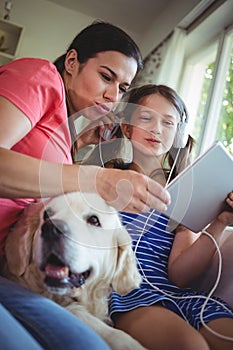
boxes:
[45,264,69,279]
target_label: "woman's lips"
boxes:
[95,103,111,115]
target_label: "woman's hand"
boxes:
[76,112,120,149]
[76,165,170,213]
[94,167,170,213]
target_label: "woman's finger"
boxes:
[94,168,170,214]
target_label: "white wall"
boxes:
[0,0,96,61]
[0,0,209,61]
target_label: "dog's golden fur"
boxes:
[2,192,146,350]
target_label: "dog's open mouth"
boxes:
[44,254,90,294]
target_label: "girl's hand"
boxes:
[217,191,233,226]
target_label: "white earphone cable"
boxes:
[99,135,105,168]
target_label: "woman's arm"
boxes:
[0,147,170,213]
[0,97,170,213]
[168,192,233,287]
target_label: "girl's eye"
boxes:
[164,120,174,126]
[140,115,151,121]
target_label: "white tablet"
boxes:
[165,142,233,232]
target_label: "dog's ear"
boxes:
[5,202,43,276]
[111,226,142,294]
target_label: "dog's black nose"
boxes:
[41,219,69,242]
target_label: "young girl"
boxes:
[87,84,233,350]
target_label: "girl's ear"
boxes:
[64,49,79,75]
[121,122,132,139]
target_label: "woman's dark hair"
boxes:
[55,21,142,162]
[54,20,143,75]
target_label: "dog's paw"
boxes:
[108,328,147,350]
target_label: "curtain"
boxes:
[134,27,187,90]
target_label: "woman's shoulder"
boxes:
[1,57,53,68]
[0,58,59,81]
[0,57,65,125]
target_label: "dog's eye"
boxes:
[86,215,101,227]
[43,208,54,221]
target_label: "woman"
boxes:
[87,84,233,350]
[0,22,169,350]
[0,21,170,255]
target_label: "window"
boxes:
[178,1,233,158]
[215,41,233,155]
[179,41,218,157]
[180,30,233,157]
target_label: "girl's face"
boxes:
[124,94,180,160]
[64,50,138,119]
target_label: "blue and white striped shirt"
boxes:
[109,209,233,329]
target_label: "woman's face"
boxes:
[64,50,138,119]
[125,94,180,160]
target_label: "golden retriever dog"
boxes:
[2,192,146,350]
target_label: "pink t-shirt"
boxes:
[0,58,73,258]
